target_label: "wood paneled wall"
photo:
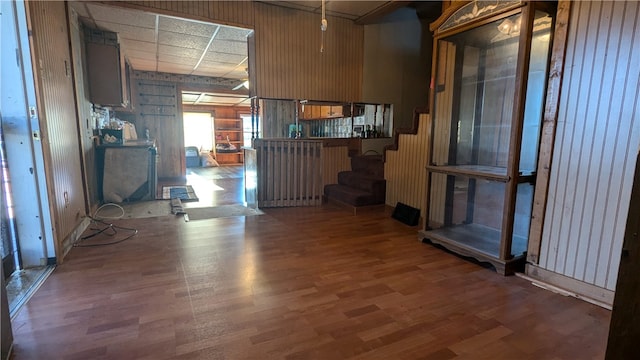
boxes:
[28,1,87,256]
[252,2,363,101]
[260,99,297,139]
[111,1,255,28]
[529,0,640,297]
[115,1,364,102]
[322,146,351,187]
[130,78,181,178]
[384,113,430,219]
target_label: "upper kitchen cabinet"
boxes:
[300,104,346,120]
[420,1,555,274]
[84,27,130,108]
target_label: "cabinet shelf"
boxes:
[214,114,244,165]
[426,165,535,183]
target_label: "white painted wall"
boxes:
[538,0,640,291]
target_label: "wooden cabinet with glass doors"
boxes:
[419,1,555,274]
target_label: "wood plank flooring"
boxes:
[10,204,611,359]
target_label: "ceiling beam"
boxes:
[354,1,413,25]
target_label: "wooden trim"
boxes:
[383,107,429,157]
[429,1,470,32]
[101,1,254,29]
[527,0,572,264]
[525,264,614,308]
[500,2,536,261]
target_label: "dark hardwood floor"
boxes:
[10,167,611,359]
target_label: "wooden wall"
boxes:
[112,1,255,28]
[114,1,363,102]
[130,77,181,179]
[322,146,351,187]
[69,5,100,209]
[260,99,297,139]
[252,2,363,101]
[362,7,431,129]
[28,1,88,257]
[527,0,640,302]
[384,113,431,219]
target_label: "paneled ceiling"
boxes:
[69,1,407,107]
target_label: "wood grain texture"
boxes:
[384,113,430,221]
[132,79,181,178]
[527,0,572,264]
[606,151,640,359]
[11,206,610,359]
[254,139,323,207]
[322,146,351,187]
[28,0,87,259]
[105,1,363,102]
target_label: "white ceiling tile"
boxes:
[94,21,157,42]
[203,52,245,65]
[157,44,203,59]
[157,62,195,73]
[86,3,156,28]
[210,40,247,56]
[216,27,253,41]
[120,40,157,54]
[158,54,198,67]
[159,16,218,36]
[158,31,211,50]
[129,58,158,70]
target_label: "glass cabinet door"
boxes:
[423,2,554,274]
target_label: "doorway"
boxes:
[1,0,56,319]
[181,109,246,208]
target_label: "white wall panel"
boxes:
[538,0,640,291]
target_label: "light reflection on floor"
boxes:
[6,265,54,317]
[183,165,245,209]
[6,166,245,318]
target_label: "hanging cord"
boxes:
[320,0,327,52]
[74,203,138,247]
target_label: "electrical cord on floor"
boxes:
[74,213,138,247]
[93,202,125,220]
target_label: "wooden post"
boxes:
[527,0,572,264]
[606,150,640,359]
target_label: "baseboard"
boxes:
[60,217,92,262]
[524,264,614,309]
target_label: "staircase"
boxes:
[324,155,386,213]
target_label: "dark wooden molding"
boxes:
[382,106,429,161]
